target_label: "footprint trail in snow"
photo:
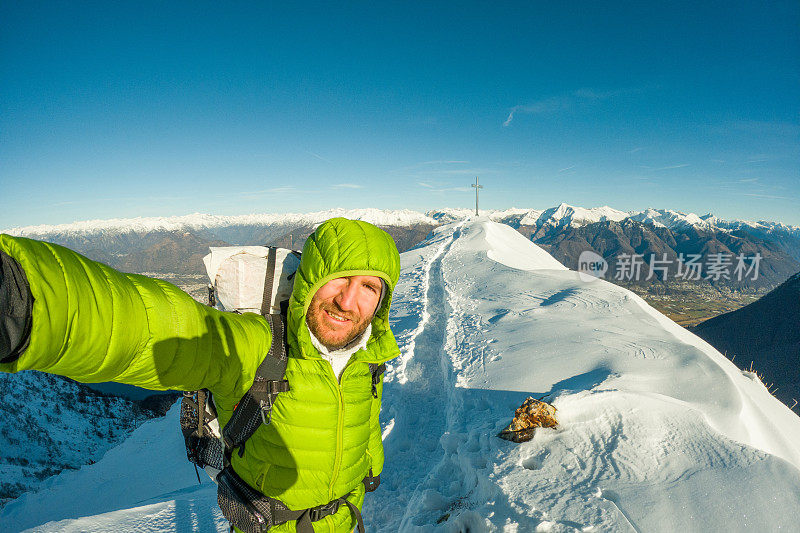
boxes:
[366,218,800,533]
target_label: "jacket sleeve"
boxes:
[0,234,269,400]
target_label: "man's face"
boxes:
[306,275,383,350]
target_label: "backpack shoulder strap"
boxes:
[367,362,386,398]
[222,313,290,454]
[260,247,277,316]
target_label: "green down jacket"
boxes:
[0,217,401,533]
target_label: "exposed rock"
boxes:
[497,397,558,443]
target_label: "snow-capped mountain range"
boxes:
[2,219,799,532]
[3,208,440,238]
[4,203,799,238]
[6,204,798,290]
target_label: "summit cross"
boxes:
[471,176,483,216]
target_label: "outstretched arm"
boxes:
[0,234,269,400]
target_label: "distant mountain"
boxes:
[533,218,800,289]
[715,219,800,264]
[430,203,629,229]
[691,272,800,409]
[4,208,439,238]
[629,207,717,230]
[0,371,158,505]
[8,204,798,240]
[4,209,439,276]
[4,204,799,288]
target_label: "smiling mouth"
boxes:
[325,309,352,323]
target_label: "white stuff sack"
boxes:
[202,246,301,314]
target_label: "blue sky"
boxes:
[2,1,798,228]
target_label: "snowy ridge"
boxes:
[629,207,800,236]
[2,219,800,532]
[715,217,800,237]
[368,219,800,531]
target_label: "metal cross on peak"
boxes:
[471,176,483,216]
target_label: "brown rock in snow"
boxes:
[498,396,558,443]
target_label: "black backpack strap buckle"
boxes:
[257,379,291,425]
[307,500,341,523]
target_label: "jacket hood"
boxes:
[287,218,401,363]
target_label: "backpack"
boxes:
[179,246,383,533]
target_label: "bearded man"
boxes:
[0,217,401,533]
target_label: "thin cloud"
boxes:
[331,183,363,189]
[723,120,800,136]
[504,87,647,126]
[558,165,576,173]
[642,164,690,172]
[417,183,472,193]
[306,151,332,163]
[573,87,647,100]
[146,194,195,201]
[418,160,469,166]
[389,160,471,174]
[503,97,571,126]
[738,177,760,183]
[237,186,297,196]
[398,165,496,180]
[741,193,791,200]
[432,169,493,176]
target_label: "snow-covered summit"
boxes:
[628,207,716,229]
[528,202,629,228]
[4,218,799,532]
[425,207,538,225]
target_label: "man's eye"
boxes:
[363,284,379,293]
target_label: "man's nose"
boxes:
[334,280,359,312]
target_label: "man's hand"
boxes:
[0,250,34,363]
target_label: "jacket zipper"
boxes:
[327,363,347,501]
